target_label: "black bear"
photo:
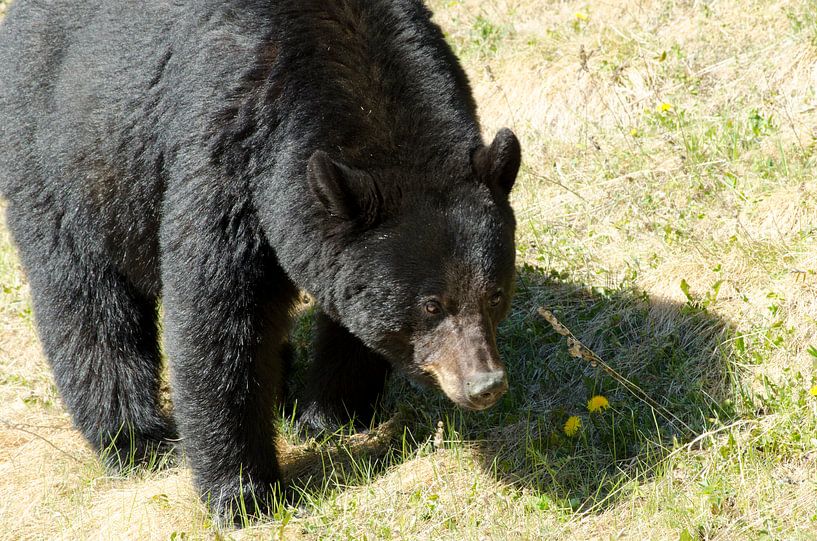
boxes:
[0,0,520,520]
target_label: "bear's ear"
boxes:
[472,128,521,197]
[307,150,382,226]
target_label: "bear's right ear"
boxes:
[472,128,521,198]
[307,150,382,226]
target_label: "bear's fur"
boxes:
[0,0,520,520]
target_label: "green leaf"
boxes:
[711,279,723,299]
[680,279,693,302]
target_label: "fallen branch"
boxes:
[0,417,84,463]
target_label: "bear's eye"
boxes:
[424,300,443,315]
[489,291,503,307]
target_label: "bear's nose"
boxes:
[465,370,508,407]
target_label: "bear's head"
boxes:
[308,129,520,410]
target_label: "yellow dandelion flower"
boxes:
[810,385,817,397]
[574,12,588,21]
[564,416,581,437]
[659,102,672,112]
[587,395,610,413]
[629,128,639,137]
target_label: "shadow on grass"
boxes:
[278,262,738,514]
[278,408,415,494]
[468,262,739,514]
[275,306,418,499]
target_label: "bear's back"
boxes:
[0,0,483,286]
[0,0,479,195]
[0,0,184,197]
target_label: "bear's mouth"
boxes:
[457,398,497,412]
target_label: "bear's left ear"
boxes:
[307,150,382,226]
[472,128,521,197]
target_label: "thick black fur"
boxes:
[299,310,392,432]
[0,0,520,521]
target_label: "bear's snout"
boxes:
[417,314,509,411]
[463,370,508,410]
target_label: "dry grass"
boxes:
[2,0,817,539]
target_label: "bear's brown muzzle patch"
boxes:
[419,315,508,410]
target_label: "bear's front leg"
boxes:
[161,207,298,523]
[300,310,391,433]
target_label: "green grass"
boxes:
[2,0,817,539]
